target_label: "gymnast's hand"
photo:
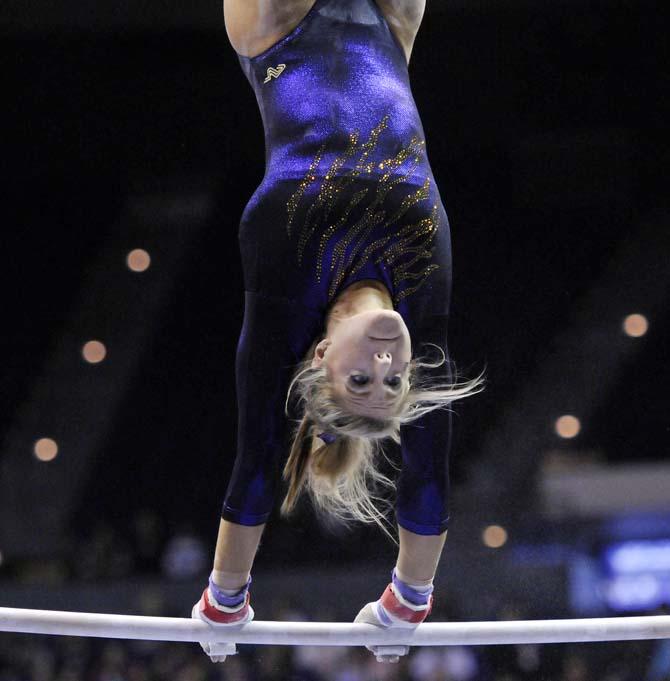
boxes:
[191,581,255,663]
[354,569,433,663]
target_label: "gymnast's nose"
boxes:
[373,351,392,365]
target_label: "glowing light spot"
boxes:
[34,438,58,462]
[623,313,648,338]
[555,415,581,439]
[483,525,508,549]
[82,340,107,364]
[127,249,151,273]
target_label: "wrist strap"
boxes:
[208,574,252,607]
[391,568,434,606]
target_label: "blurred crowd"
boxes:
[67,512,197,583]
[1,625,668,681]
[1,511,669,680]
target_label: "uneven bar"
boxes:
[1,608,670,647]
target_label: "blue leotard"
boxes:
[222,0,453,535]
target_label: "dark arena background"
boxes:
[2,1,669,679]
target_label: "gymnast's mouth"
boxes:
[368,336,400,341]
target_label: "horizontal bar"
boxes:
[1,608,669,647]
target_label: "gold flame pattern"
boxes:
[285,115,442,305]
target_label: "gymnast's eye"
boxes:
[349,375,402,389]
[350,374,369,386]
[386,376,402,389]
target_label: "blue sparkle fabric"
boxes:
[222,0,453,535]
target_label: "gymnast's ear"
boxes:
[311,339,331,369]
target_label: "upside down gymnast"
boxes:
[191,0,485,663]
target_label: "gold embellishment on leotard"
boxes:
[287,144,326,239]
[327,175,430,297]
[384,204,441,303]
[295,131,362,262]
[292,115,398,264]
[264,64,286,83]
[313,130,425,277]
[344,179,433,281]
[285,115,442,304]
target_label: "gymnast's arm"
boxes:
[210,291,321,593]
[374,0,427,63]
[221,290,322,526]
[395,312,452,577]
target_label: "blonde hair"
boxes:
[281,337,486,544]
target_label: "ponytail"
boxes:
[280,414,312,517]
[281,409,398,544]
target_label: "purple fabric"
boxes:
[208,575,252,608]
[318,431,338,445]
[391,568,433,606]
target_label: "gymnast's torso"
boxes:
[224,0,454,535]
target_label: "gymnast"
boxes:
[192,0,485,662]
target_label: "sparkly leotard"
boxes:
[222,0,453,535]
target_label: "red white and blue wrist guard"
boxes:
[196,587,252,626]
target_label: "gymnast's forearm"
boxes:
[212,518,266,590]
[396,526,448,584]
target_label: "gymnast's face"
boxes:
[311,309,412,417]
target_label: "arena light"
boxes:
[126,249,151,273]
[555,415,581,439]
[33,438,58,462]
[603,539,670,611]
[623,313,648,338]
[483,525,508,549]
[82,340,107,364]
[606,540,670,574]
[606,575,662,610]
